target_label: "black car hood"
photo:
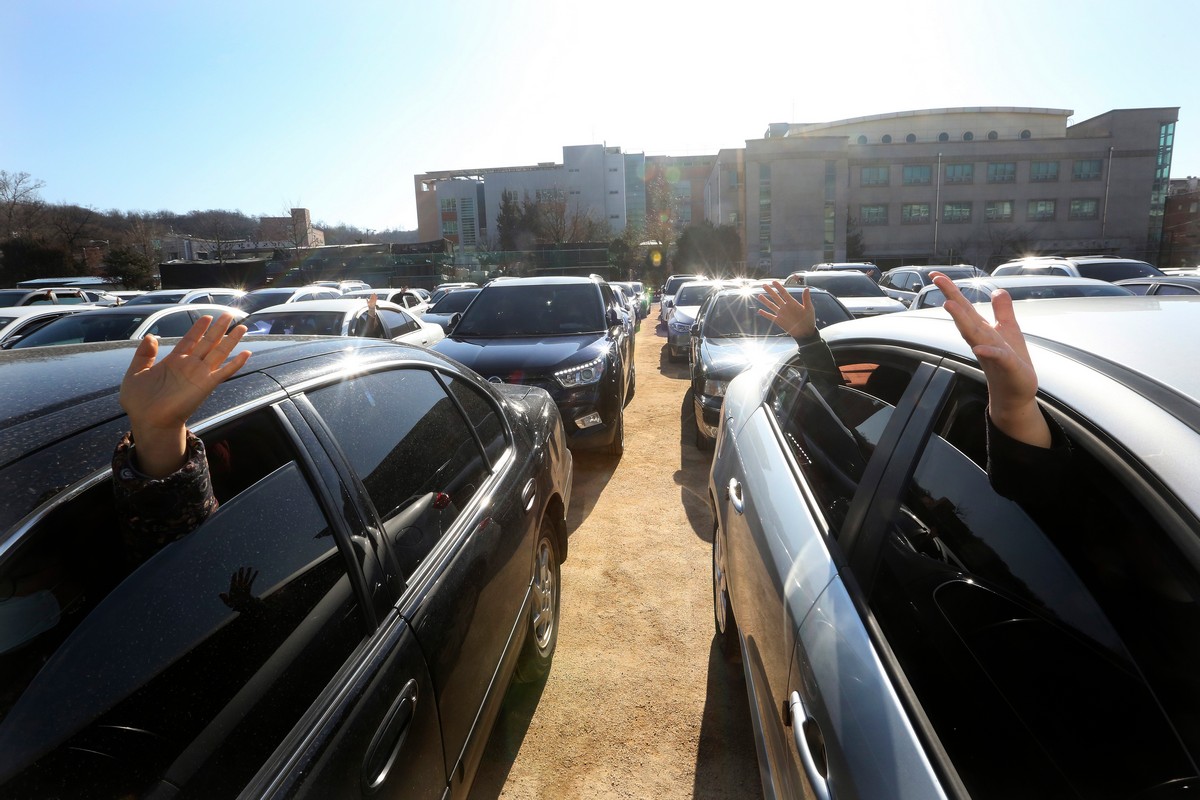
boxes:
[699,336,797,381]
[434,334,608,379]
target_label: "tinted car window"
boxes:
[378,308,418,336]
[307,369,490,576]
[454,284,603,337]
[428,288,480,313]
[146,310,194,337]
[0,411,363,797]
[9,312,146,347]
[870,380,1200,798]
[705,291,851,337]
[1158,284,1200,295]
[799,273,887,297]
[1076,260,1161,281]
[674,284,717,306]
[443,373,507,466]
[1119,282,1152,295]
[243,310,345,335]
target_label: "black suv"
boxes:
[0,336,572,798]
[434,276,634,456]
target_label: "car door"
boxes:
[299,365,534,800]
[0,405,400,799]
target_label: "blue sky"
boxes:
[3,0,1197,232]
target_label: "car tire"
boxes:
[514,519,561,684]
[667,346,682,363]
[712,519,740,663]
[605,405,625,457]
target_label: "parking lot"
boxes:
[468,307,763,799]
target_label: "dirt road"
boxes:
[468,310,763,800]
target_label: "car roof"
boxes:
[0,306,96,320]
[955,276,1119,288]
[478,276,596,286]
[1116,276,1200,286]
[246,298,404,315]
[824,296,1200,404]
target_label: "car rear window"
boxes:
[801,274,887,297]
[1076,261,1162,281]
[243,311,346,335]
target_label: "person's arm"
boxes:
[930,272,1051,449]
[756,280,842,387]
[113,313,251,561]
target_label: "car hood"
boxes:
[698,336,797,381]
[434,334,608,378]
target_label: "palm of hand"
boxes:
[122,353,224,431]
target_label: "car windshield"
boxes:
[664,277,700,295]
[9,312,145,347]
[125,292,185,305]
[674,284,717,306]
[932,267,980,280]
[1076,261,1163,281]
[1005,284,1134,300]
[233,292,294,313]
[454,284,602,337]
[704,292,852,337]
[801,274,887,297]
[242,310,346,335]
[428,288,480,313]
[0,291,32,307]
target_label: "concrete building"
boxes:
[257,208,325,248]
[414,145,635,249]
[704,107,1179,273]
[1164,176,1200,269]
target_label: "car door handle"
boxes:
[789,690,832,800]
[522,478,537,513]
[362,678,419,792]
[727,478,744,515]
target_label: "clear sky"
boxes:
[3,0,1197,232]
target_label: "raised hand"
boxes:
[756,281,816,339]
[120,312,252,477]
[930,272,1051,448]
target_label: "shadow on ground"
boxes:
[693,638,763,799]
[676,388,714,543]
[466,673,550,799]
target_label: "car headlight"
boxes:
[703,379,728,398]
[669,319,691,333]
[555,356,606,387]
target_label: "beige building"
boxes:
[705,107,1179,272]
[257,208,325,248]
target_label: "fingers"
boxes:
[205,319,247,365]
[211,349,251,383]
[124,335,159,382]
[172,314,215,358]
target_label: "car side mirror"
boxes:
[1,336,20,349]
[690,324,700,337]
[605,308,620,328]
[445,312,461,334]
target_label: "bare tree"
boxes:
[187,209,255,262]
[47,203,99,265]
[0,170,47,239]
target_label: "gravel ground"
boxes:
[468,308,764,800]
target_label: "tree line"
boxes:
[0,170,417,288]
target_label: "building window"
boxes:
[945,164,974,184]
[938,132,950,142]
[906,133,917,143]
[860,204,888,225]
[758,164,771,256]
[963,131,974,141]
[1069,199,1100,220]
[569,190,581,195]
[985,200,1014,222]
[902,203,931,224]
[987,130,999,140]
[608,167,618,172]
[987,162,1017,183]
[943,202,972,223]
[609,214,620,219]
[1020,129,1032,139]
[1027,200,1056,221]
[609,190,619,194]
[1030,161,1060,182]
[882,134,893,144]
[439,199,457,213]
[861,166,889,186]
[441,221,459,235]
[1073,159,1103,181]
[857,135,868,145]
[903,165,932,186]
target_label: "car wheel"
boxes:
[712,518,740,662]
[605,405,625,457]
[514,519,561,683]
[667,345,682,363]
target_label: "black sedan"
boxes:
[0,336,572,798]
[711,295,1200,798]
[690,286,852,449]
[434,276,633,456]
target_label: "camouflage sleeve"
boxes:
[112,431,217,566]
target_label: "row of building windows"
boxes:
[856,130,1034,145]
[860,159,1102,187]
[861,198,1101,225]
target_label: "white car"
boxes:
[0,306,98,347]
[123,287,248,307]
[783,270,908,317]
[342,288,429,316]
[4,304,245,349]
[241,298,444,348]
[912,275,1135,309]
[666,279,729,360]
[232,285,343,314]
